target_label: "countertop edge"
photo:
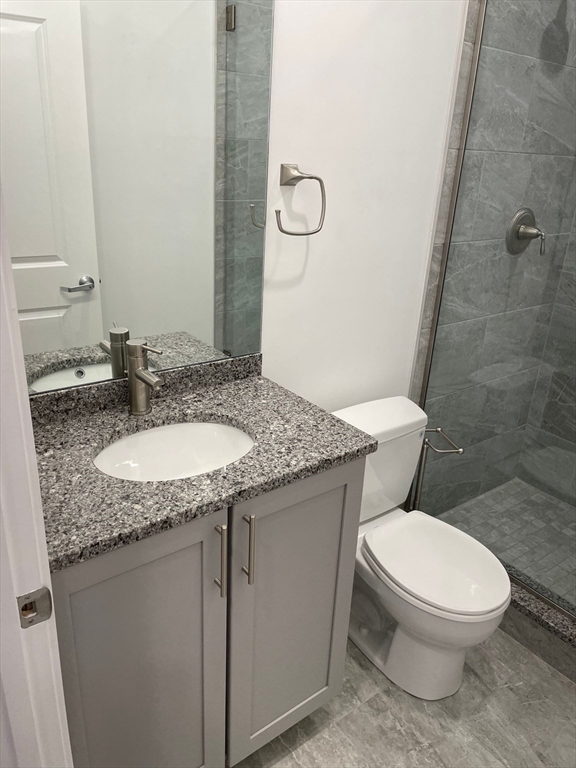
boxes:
[47,442,376,573]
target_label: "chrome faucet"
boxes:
[126,339,164,416]
[99,325,130,378]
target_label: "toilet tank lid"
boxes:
[332,396,427,443]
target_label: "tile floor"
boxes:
[239,632,576,768]
[439,479,576,609]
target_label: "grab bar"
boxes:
[275,164,326,236]
[424,427,464,455]
[411,428,464,511]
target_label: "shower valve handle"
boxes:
[506,209,546,256]
[518,224,546,255]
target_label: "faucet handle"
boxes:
[126,339,157,358]
[141,344,163,356]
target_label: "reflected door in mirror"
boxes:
[0,0,103,353]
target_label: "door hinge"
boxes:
[226,4,236,31]
[17,586,52,629]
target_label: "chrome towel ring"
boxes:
[275,164,326,236]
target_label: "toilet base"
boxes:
[350,624,465,700]
[350,537,509,701]
[383,627,465,700]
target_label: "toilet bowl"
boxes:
[332,397,511,701]
[350,510,510,700]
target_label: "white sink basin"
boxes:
[94,422,254,481]
[30,361,157,392]
[31,363,116,392]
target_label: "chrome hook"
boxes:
[249,204,265,229]
[275,164,326,236]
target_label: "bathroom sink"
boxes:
[31,363,116,392]
[94,422,254,481]
[30,361,155,393]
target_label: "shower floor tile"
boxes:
[440,478,576,610]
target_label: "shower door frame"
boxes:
[417,0,487,409]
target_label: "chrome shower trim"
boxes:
[509,575,576,622]
[417,0,488,408]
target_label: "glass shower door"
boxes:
[422,0,575,614]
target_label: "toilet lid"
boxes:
[362,511,510,616]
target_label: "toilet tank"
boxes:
[333,397,427,523]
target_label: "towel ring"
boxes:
[275,164,326,236]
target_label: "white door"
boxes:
[0,0,102,354]
[1,196,73,768]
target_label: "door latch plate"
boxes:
[17,586,52,629]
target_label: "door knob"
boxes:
[60,275,95,293]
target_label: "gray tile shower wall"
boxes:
[520,221,576,504]
[422,0,575,515]
[214,0,273,356]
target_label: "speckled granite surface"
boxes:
[501,599,576,682]
[508,575,576,648]
[32,366,377,573]
[26,331,225,392]
[30,354,262,421]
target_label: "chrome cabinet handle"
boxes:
[60,275,95,293]
[214,524,228,598]
[275,164,326,236]
[241,514,256,585]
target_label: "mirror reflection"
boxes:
[0,0,272,393]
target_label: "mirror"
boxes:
[0,0,273,393]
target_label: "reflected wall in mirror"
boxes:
[0,0,273,393]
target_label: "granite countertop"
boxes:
[35,375,377,572]
[26,331,225,391]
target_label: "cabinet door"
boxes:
[51,510,227,768]
[227,460,365,766]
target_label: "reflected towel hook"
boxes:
[275,164,326,236]
[249,204,265,229]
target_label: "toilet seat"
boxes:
[361,511,511,617]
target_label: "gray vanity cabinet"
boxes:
[52,460,365,768]
[51,508,228,768]
[227,460,364,766]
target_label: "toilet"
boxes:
[333,396,511,701]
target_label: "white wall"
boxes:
[80,0,215,342]
[1,681,17,768]
[261,0,466,412]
